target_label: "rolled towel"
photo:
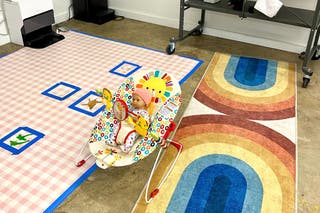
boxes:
[254,0,283,18]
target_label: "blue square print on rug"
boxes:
[68,91,105,117]
[41,82,81,101]
[109,61,141,77]
[0,127,45,155]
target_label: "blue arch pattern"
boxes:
[166,154,263,213]
[224,56,277,90]
[186,164,247,213]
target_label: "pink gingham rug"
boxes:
[0,30,202,213]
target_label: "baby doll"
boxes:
[113,88,152,153]
[130,88,151,125]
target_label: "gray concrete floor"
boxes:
[1,18,319,212]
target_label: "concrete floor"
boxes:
[1,18,319,212]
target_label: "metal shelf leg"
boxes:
[166,1,206,54]
[301,0,320,88]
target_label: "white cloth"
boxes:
[203,0,221,3]
[254,0,283,18]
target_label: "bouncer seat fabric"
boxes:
[88,70,181,169]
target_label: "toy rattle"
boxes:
[112,99,149,136]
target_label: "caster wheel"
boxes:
[299,50,320,60]
[166,43,175,55]
[299,51,305,60]
[302,77,310,88]
[192,28,203,36]
[312,50,320,60]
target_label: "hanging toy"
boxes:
[96,88,113,110]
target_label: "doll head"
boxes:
[132,88,152,109]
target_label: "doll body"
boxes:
[110,88,152,153]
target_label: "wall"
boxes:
[108,0,317,53]
[52,0,72,23]
[0,0,317,52]
[0,0,10,45]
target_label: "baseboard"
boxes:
[203,27,306,53]
[55,11,71,24]
[0,35,10,46]
[111,7,306,53]
[0,10,10,46]
[113,8,179,30]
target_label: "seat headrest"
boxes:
[133,69,181,104]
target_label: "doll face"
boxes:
[132,93,146,109]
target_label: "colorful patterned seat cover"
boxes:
[88,70,181,169]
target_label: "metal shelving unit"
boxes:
[166,0,320,88]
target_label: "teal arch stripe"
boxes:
[186,164,247,213]
[224,56,277,91]
[166,154,263,213]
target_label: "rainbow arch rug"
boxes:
[133,52,296,212]
[0,31,202,212]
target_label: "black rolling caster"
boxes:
[312,49,320,60]
[302,67,312,88]
[299,48,320,60]
[166,37,175,55]
[191,27,203,36]
[302,76,310,88]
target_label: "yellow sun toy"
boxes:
[135,70,173,115]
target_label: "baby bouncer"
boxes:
[76,69,183,202]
